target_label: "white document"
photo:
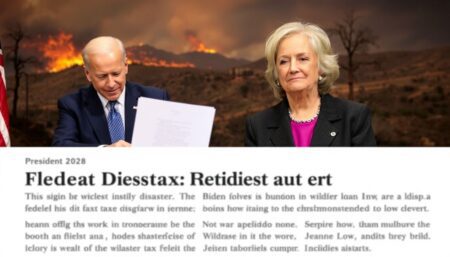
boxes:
[131,97,215,146]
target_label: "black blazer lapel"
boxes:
[269,101,295,146]
[311,94,341,146]
[83,86,111,144]
[124,82,139,143]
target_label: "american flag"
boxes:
[0,41,11,147]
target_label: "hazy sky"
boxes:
[1,0,449,60]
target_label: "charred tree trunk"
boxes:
[332,11,377,100]
[347,54,354,100]
[4,23,30,123]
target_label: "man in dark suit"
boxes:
[52,36,169,147]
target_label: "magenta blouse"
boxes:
[290,116,318,147]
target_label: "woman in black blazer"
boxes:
[245,21,376,146]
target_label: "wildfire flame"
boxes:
[127,47,195,68]
[126,46,195,68]
[38,32,83,73]
[127,58,195,68]
[185,31,217,54]
[33,32,196,72]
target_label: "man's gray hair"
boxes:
[82,36,126,70]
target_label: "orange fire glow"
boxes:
[38,32,83,73]
[126,47,195,68]
[185,33,217,54]
[127,58,195,68]
[35,33,196,72]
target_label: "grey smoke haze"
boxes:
[1,0,449,60]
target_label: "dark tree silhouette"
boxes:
[4,23,35,121]
[333,11,378,100]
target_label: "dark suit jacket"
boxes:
[245,94,376,146]
[52,81,169,146]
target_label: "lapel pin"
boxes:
[330,131,336,137]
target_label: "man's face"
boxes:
[84,50,128,101]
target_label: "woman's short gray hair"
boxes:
[265,21,339,100]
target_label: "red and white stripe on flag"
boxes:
[0,41,11,147]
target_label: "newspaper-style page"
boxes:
[0,148,448,256]
[1,2,449,257]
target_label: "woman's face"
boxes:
[276,33,320,96]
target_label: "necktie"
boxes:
[107,101,125,143]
